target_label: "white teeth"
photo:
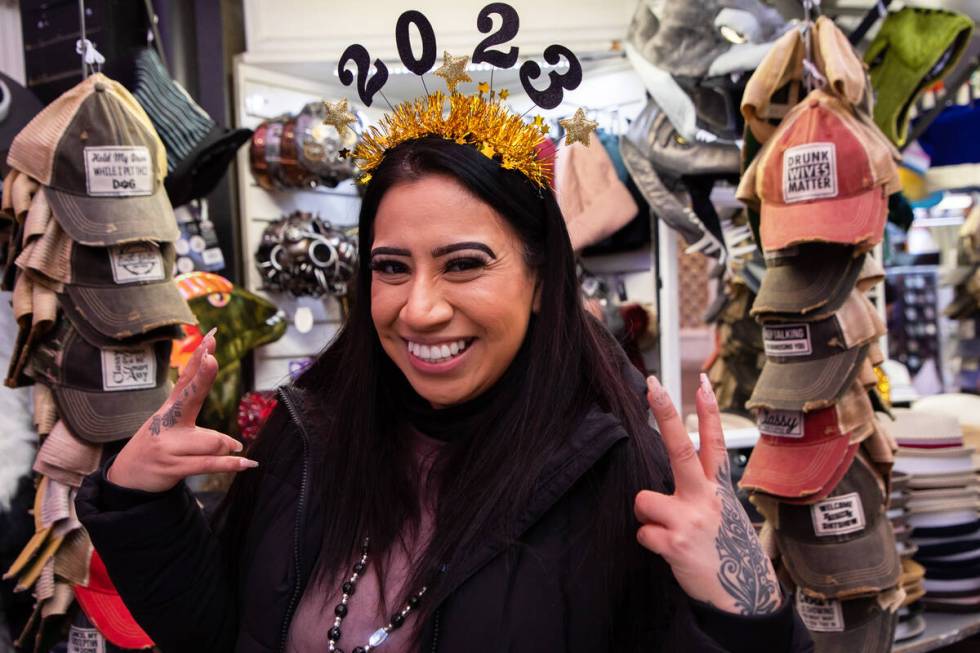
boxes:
[407,339,471,362]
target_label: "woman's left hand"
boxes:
[634,373,782,616]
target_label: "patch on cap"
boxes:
[796,593,844,632]
[108,243,165,284]
[782,142,837,203]
[763,323,812,357]
[68,625,106,653]
[100,347,157,391]
[83,146,153,197]
[757,408,804,438]
[811,491,866,537]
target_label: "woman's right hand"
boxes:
[107,330,258,493]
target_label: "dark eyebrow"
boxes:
[431,242,497,259]
[370,246,411,257]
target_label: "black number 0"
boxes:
[395,10,437,75]
[519,44,582,110]
[472,3,520,69]
[337,44,389,107]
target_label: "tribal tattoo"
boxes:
[713,460,780,615]
[149,401,183,437]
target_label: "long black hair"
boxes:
[225,137,672,640]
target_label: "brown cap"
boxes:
[752,245,864,320]
[776,455,901,598]
[796,587,903,651]
[58,241,195,346]
[7,74,178,245]
[26,318,171,443]
[32,419,101,487]
[742,17,869,145]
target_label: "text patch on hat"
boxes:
[757,408,804,438]
[796,594,844,632]
[811,491,866,537]
[782,143,837,203]
[68,626,106,653]
[763,324,812,357]
[84,146,153,197]
[109,243,165,284]
[101,347,157,391]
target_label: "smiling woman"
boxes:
[76,132,811,653]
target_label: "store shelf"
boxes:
[894,612,980,653]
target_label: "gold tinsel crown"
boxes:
[351,90,553,188]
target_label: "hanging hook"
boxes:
[76,0,105,78]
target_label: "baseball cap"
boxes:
[26,318,172,443]
[796,588,903,652]
[775,454,901,598]
[748,294,883,411]
[6,73,178,246]
[865,7,975,147]
[73,548,154,649]
[57,240,195,345]
[740,402,859,500]
[752,245,864,319]
[32,419,101,488]
[737,89,898,253]
[742,16,868,145]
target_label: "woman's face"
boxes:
[370,174,537,407]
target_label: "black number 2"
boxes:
[471,3,520,69]
[396,10,437,75]
[337,44,389,107]
[519,44,582,110]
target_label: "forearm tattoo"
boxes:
[149,401,183,437]
[713,461,780,615]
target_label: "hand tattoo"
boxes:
[149,401,183,437]
[714,460,780,615]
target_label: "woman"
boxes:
[76,137,810,652]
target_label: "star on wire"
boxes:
[434,51,472,94]
[559,108,598,146]
[323,98,356,138]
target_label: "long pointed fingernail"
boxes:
[239,458,258,469]
[647,375,662,393]
[699,373,716,403]
[205,327,218,340]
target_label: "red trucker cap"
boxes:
[73,548,154,649]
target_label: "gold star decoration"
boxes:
[434,51,472,94]
[479,142,496,158]
[323,98,356,138]
[499,88,510,100]
[559,108,598,146]
[532,115,550,135]
[477,81,490,95]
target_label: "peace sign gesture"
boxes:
[634,374,782,616]
[107,330,258,493]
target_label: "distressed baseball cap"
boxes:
[742,16,869,145]
[752,245,864,319]
[73,548,154,649]
[748,293,884,411]
[740,402,859,500]
[776,454,901,598]
[6,73,178,246]
[26,318,171,443]
[795,587,903,651]
[56,240,195,346]
[737,89,899,253]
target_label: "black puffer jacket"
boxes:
[76,382,812,653]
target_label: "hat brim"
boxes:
[747,345,867,411]
[809,603,899,652]
[779,515,901,598]
[164,126,253,208]
[53,382,170,443]
[740,434,856,498]
[760,187,887,252]
[74,587,154,649]
[45,186,179,246]
[753,253,862,318]
[63,282,195,341]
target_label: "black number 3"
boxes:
[337,44,389,107]
[472,3,520,69]
[519,44,582,110]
